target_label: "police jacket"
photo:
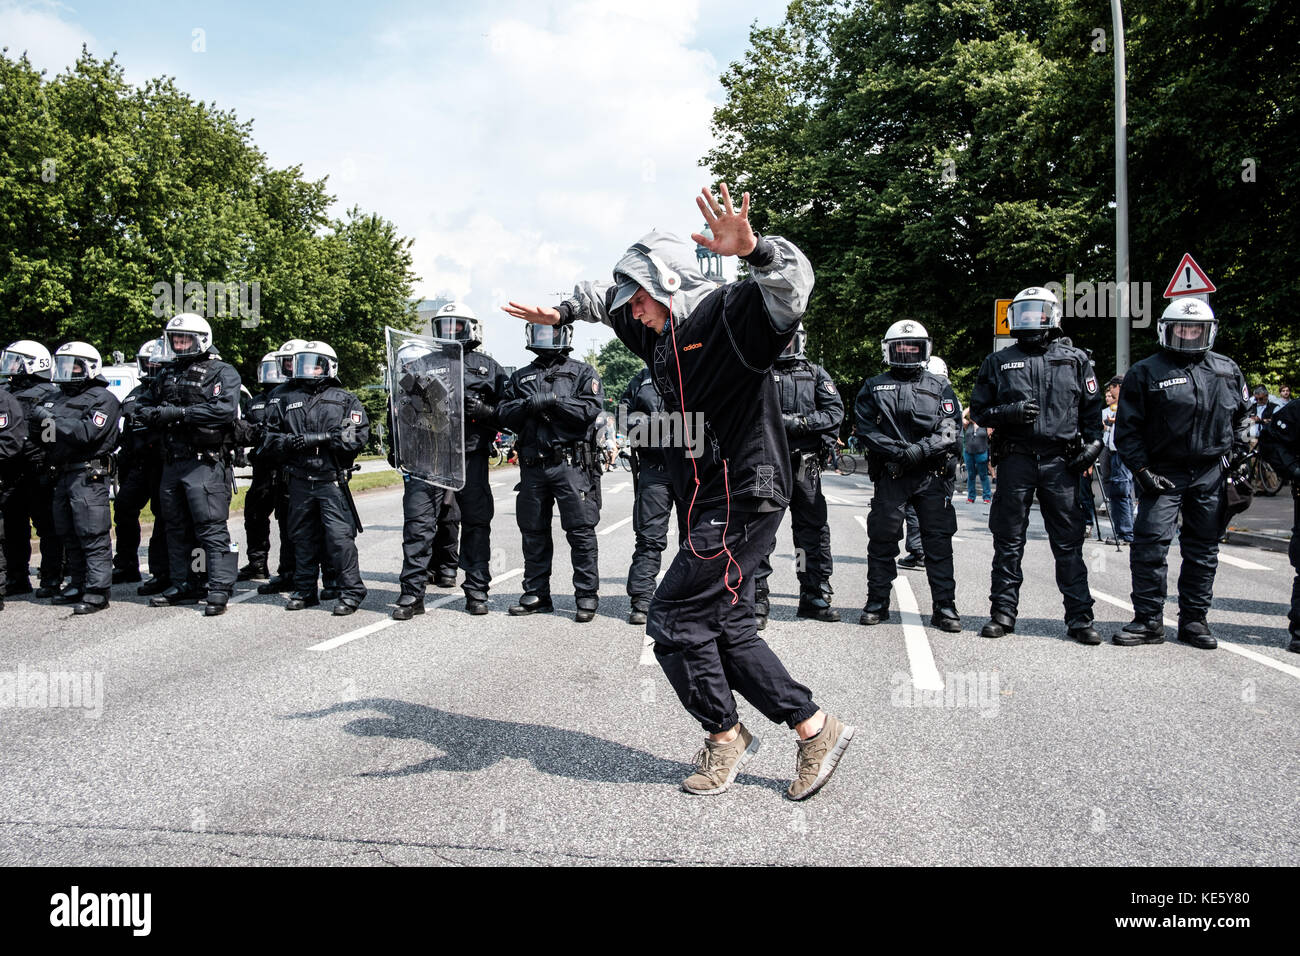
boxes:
[260,377,370,479]
[464,348,510,456]
[620,365,670,469]
[971,335,1102,450]
[854,368,962,472]
[1115,349,1250,473]
[118,380,164,471]
[42,376,121,467]
[558,232,814,512]
[3,376,61,468]
[498,352,604,459]
[0,389,27,483]
[774,358,843,455]
[1261,399,1300,478]
[154,353,241,457]
[236,385,278,463]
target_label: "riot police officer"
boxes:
[138,313,242,616]
[389,336,460,619]
[113,338,170,591]
[33,343,120,614]
[497,324,604,621]
[428,302,508,614]
[753,326,844,625]
[971,286,1103,644]
[621,364,680,625]
[1113,299,1250,650]
[855,322,963,631]
[1261,395,1300,653]
[0,387,27,610]
[260,340,369,615]
[236,351,287,582]
[1,340,64,597]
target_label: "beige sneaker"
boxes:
[681,723,760,795]
[786,714,855,801]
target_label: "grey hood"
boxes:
[609,230,718,327]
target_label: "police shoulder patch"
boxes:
[92,411,107,428]
[942,399,955,414]
[1242,383,1250,401]
[591,379,599,394]
[520,373,536,383]
[1086,376,1097,394]
[213,383,221,395]
[823,382,836,394]
[0,414,8,428]
[350,410,362,424]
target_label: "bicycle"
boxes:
[489,431,516,467]
[1247,446,1283,496]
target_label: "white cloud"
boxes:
[0,1,95,75]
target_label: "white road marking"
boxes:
[228,589,262,605]
[1091,589,1300,682]
[823,492,853,505]
[606,481,631,494]
[1215,552,1274,572]
[490,481,503,488]
[309,568,525,652]
[598,515,634,536]
[892,576,945,691]
[639,635,656,667]
[855,515,869,536]
[855,482,870,489]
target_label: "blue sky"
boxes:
[2,0,792,368]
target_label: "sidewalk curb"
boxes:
[1223,529,1292,553]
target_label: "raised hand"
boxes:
[690,183,757,258]
[501,302,561,325]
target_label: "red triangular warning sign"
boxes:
[1163,253,1216,298]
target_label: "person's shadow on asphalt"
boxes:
[284,698,788,791]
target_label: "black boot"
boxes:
[149,584,202,607]
[51,586,85,606]
[257,575,292,594]
[204,592,230,617]
[392,594,425,621]
[73,590,110,615]
[1288,626,1300,654]
[1177,618,1217,650]
[930,606,962,633]
[797,586,840,623]
[1112,619,1164,646]
[464,589,489,616]
[628,601,649,626]
[980,609,1016,639]
[112,567,141,584]
[897,553,925,570]
[508,593,553,616]
[136,577,171,596]
[34,582,61,599]
[1069,623,1102,645]
[575,594,599,623]
[333,601,360,616]
[285,592,321,611]
[754,586,770,630]
[6,578,32,596]
[237,559,269,581]
[858,601,890,626]
[319,587,341,602]
[434,572,458,588]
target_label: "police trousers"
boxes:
[866,470,957,609]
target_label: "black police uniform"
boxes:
[754,356,844,623]
[855,365,963,628]
[237,385,280,579]
[620,365,683,621]
[2,375,64,594]
[0,389,28,607]
[1114,347,1250,647]
[971,333,1103,640]
[497,350,604,618]
[114,379,169,587]
[1260,400,1300,651]
[261,375,369,612]
[39,375,120,612]
[456,347,509,603]
[148,352,242,613]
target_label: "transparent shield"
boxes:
[385,325,465,490]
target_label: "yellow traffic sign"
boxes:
[994,298,1011,336]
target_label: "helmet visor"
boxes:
[886,338,931,367]
[166,330,202,357]
[780,331,806,360]
[1159,319,1216,353]
[1009,300,1056,331]
[53,354,90,382]
[433,317,470,342]
[526,324,572,350]
[292,352,333,379]
[259,359,285,384]
[0,350,31,377]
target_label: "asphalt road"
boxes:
[2,466,1297,866]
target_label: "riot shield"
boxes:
[385,325,465,491]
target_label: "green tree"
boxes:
[594,337,644,410]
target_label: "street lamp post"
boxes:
[1113,0,1130,374]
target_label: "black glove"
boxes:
[1068,439,1103,474]
[1135,467,1175,495]
[465,394,494,421]
[290,432,332,451]
[157,405,186,426]
[528,392,558,414]
[885,460,903,479]
[782,413,807,436]
[899,443,925,470]
[1007,400,1041,424]
[32,405,54,424]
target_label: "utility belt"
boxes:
[520,443,593,469]
[165,446,230,466]
[991,437,1069,465]
[56,457,115,480]
[285,464,352,485]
